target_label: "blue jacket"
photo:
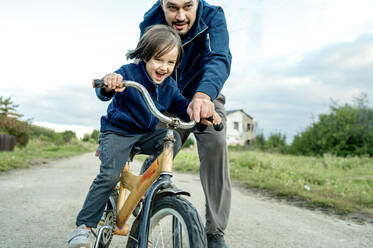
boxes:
[140,0,232,101]
[96,62,190,135]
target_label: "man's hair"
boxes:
[160,0,198,5]
[127,24,183,67]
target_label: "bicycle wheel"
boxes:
[92,190,118,248]
[127,195,206,248]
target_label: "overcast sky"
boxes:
[1,0,373,140]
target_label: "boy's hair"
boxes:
[127,24,183,67]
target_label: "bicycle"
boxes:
[91,79,223,248]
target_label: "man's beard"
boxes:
[172,21,190,36]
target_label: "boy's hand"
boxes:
[103,73,125,92]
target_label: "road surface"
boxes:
[0,153,372,247]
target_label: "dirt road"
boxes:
[0,153,372,248]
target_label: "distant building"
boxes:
[226,109,255,146]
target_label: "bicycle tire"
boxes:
[93,190,118,248]
[126,195,206,248]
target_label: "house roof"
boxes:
[226,109,253,119]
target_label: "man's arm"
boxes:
[195,7,232,101]
[189,8,231,121]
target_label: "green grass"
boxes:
[174,149,373,216]
[0,139,96,172]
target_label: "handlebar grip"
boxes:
[195,120,224,132]
[92,79,125,89]
[92,79,105,88]
[206,116,224,132]
[213,122,224,132]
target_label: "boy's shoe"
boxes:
[207,234,227,248]
[68,224,92,248]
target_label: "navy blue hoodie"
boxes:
[96,61,190,135]
[140,0,232,101]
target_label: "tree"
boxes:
[290,94,373,156]
[0,96,23,118]
[265,131,287,153]
[62,130,77,143]
[90,129,100,141]
[0,97,29,147]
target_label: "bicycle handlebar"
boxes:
[92,79,224,131]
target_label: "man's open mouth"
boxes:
[173,22,188,29]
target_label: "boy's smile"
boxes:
[146,46,178,84]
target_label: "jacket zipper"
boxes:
[207,33,212,52]
[155,84,159,101]
[183,26,208,47]
[177,27,209,83]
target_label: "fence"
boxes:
[0,134,16,151]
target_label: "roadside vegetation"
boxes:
[174,149,373,216]
[175,94,373,217]
[0,96,97,172]
[0,140,96,172]
[2,94,373,218]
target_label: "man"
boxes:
[140,1,232,247]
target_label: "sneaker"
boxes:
[68,224,92,248]
[207,234,227,248]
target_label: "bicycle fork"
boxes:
[137,129,190,248]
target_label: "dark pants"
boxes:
[76,129,181,228]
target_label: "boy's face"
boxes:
[161,0,198,36]
[145,46,178,84]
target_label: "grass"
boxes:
[173,149,373,216]
[2,140,372,217]
[0,139,96,172]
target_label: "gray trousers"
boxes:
[159,94,231,235]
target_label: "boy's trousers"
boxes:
[76,129,181,228]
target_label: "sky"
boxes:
[1,0,373,140]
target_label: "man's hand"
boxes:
[103,73,125,92]
[187,92,214,123]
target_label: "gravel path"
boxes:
[0,153,372,248]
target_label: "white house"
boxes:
[226,109,255,146]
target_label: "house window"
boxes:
[234,122,239,130]
[247,123,251,131]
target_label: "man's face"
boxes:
[161,0,198,36]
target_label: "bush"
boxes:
[0,116,29,147]
[82,133,90,142]
[183,137,194,148]
[265,131,287,152]
[290,94,373,157]
[29,125,56,140]
[91,129,99,141]
[82,129,99,144]
[61,130,77,143]
[252,133,266,150]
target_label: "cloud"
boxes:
[290,33,373,90]
[223,33,373,140]
[6,85,107,129]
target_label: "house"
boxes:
[226,109,255,146]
